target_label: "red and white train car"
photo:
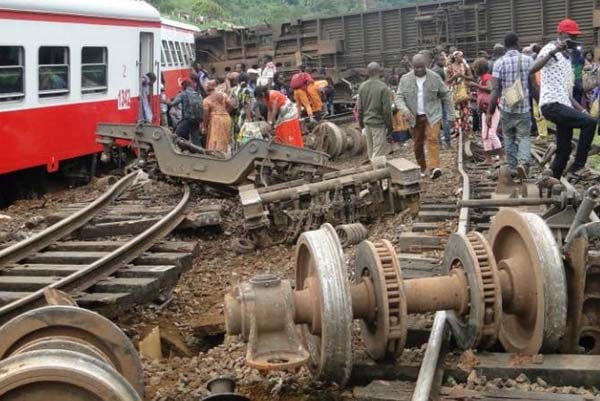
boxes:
[0,0,164,201]
[160,17,198,98]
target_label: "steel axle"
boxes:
[225,209,567,385]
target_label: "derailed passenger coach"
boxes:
[0,0,165,202]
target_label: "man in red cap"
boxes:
[530,19,598,180]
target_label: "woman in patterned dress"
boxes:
[446,51,473,134]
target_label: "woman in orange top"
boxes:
[254,85,304,148]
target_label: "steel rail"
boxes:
[0,185,191,325]
[411,128,470,401]
[530,146,599,223]
[0,171,139,268]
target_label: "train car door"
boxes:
[139,32,156,123]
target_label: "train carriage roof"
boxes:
[161,17,200,33]
[0,0,161,22]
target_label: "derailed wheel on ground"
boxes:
[295,223,353,385]
[0,305,144,396]
[315,122,345,157]
[345,127,365,156]
[352,240,408,361]
[442,232,502,350]
[0,349,141,401]
[489,208,567,353]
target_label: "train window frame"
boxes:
[162,40,172,67]
[185,43,193,65]
[0,45,25,102]
[168,41,179,66]
[81,46,108,94]
[179,42,189,66]
[38,46,69,97]
[175,42,185,66]
[190,43,196,63]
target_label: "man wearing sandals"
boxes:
[530,19,598,179]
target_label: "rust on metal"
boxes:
[0,305,143,400]
[96,123,329,186]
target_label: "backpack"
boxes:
[184,90,204,121]
[290,73,307,90]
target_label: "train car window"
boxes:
[178,42,189,66]
[81,47,107,94]
[190,43,196,63]
[162,40,172,67]
[168,41,179,66]
[39,46,69,97]
[185,43,193,66]
[0,46,25,101]
[160,46,165,67]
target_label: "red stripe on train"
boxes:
[0,97,154,175]
[0,9,161,28]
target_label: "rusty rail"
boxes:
[0,171,139,267]
[0,185,191,325]
[412,128,470,401]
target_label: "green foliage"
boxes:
[148,0,424,26]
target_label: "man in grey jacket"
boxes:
[396,54,454,179]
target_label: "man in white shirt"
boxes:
[530,19,597,179]
[257,55,276,87]
[396,54,454,179]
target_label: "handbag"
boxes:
[453,82,470,104]
[583,66,599,93]
[504,54,525,107]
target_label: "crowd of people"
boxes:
[359,17,599,181]
[155,56,336,155]
[150,17,599,182]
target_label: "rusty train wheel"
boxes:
[489,209,567,354]
[353,239,408,361]
[0,306,144,396]
[442,232,502,350]
[0,349,141,401]
[295,223,353,385]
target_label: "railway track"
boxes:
[0,172,197,324]
[222,129,600,401]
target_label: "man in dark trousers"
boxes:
[530,18,598,180]
[357,62,393,159]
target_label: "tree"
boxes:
[192,0,227,20]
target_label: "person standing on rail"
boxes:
[487,32,534,179]
[254,85,304,148]
[396,54,454,179]
[357,62,393,159]
[530,19,599,180]
[167,80,203,147]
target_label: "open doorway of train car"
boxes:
[139,32,157,123]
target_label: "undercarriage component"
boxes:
[96,123,329,186]
[336,223,369,247]
[306,122,366,158]
[204,377,250,401]
[225,209,568,385]
[239,157,420,242]
[0,305,143,401]
[489,208,567,353]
